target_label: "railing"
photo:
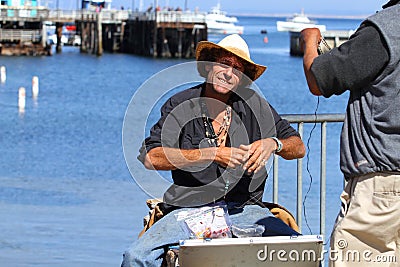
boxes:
[0,29,41,42]
[0,7,130,22]
[277,113,345,238]
[49,9,131,22]
[152,11,206,23]
[0,7,207,24]
[0,7,49,21]
[48,9,81,21]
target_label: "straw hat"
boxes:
[196,34,267,81]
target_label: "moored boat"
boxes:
[276,9,326,32]
[205,3,244,35]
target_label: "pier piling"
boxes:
[32,76,39,99]
[56,22,63,53]
[18,87,26,113]
[289,30,354,56]
[0,66,6,83]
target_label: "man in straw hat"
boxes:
[122,34,305,267]
[300,1,400,266]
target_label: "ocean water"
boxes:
[0,16,362,266]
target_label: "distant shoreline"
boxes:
[231,13,368,20]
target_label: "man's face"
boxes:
[205,55,245,95]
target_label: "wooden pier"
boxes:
[0,6,207,57]
[289,30,354,56]
[121,11,207,58]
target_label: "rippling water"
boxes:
[0,16,362,266]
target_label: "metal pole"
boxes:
[320,122,327,239]
[273,154,279,203]
[296,122,304,232]
[281,114,345,123]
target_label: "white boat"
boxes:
[276,10,326,32]
[44,22,80,46]
[205,3,244,35]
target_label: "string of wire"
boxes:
[303,96,320,235]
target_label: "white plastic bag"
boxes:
[175,203,232,239]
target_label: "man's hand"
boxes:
[240,138,277,174]
[300,28,322,53]
[238,136,306,174]
[215,146,249,169]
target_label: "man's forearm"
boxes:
[303,52,322,96]
[143,145,249,171]
[143,146,217,170]
[278,136,306,160]
[300,28,323,96]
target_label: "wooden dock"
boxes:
[289,30,354,56]
[0,7,207,57]
[121,11,207,58]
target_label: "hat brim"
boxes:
[195,41,267,81]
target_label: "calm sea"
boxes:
[0,16,362,266]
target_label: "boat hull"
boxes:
[207,24,244,35]
[276,21,326,32]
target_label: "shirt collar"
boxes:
[199,82,248,116]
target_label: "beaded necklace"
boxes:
[200,99,233,199]
[200,100,232,147]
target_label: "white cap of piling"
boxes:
[18,87,26,113]
[0,66,6,83]
[32,76,39,98]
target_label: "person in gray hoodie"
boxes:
[300,1,400,266]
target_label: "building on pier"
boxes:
[0,1,52,55]
[1,0,38,7]
[0,4,208,57]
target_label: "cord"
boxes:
[303,96,320,235]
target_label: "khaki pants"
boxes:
[330,172,400,267]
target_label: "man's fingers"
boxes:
[227,159,242,168]
[239,144,251,150]
[220,147,248,168]
[246,158,262,172]
[243,148,262,171]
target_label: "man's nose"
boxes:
[223,67,234,78]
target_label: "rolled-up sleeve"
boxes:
[270,105,300,139]
[137,97,176,162]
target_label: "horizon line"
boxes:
[230,12,369,20]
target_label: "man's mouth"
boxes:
[216,76,232,86]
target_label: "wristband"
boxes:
[270,137,283,153]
